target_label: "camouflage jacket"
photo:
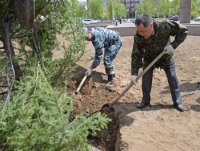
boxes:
[131,20,188,75]
[91,27,121,69]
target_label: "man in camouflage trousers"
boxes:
[85,27,122,86]
[131,14,188,112]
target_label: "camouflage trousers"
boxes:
[104,39,122,76]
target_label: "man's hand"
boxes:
[164,43,174,54]
[131,75,137,85]
[85,68,92,76]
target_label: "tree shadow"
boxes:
[110,101,178,128]
[196,97,200,104]
[91,71,107,84]
[160,81,200,95]
[190,97,200,112]
[113,102,137,127]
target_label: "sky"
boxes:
[78,0,86,2]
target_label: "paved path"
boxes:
[86,21,200,36]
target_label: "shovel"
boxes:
[75,74,88,99]
[101,50,166,110]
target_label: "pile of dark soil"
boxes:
[68,68,134,151]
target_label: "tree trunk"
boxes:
[180,0,191,23]
[2,17,21,80]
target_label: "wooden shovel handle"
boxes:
[112,50,166,104]
[75,75,87,94]
[136,50,165,81]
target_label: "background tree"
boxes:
[151,0,161,17]
[107,0,115,19]
[0,0,86,85]
[171,0,180,16]
[88,0,104,19]
[114,2,127,18]
[135,0,154,16]
[77,3,88,18]
[191,0,200,18]
[160,0,173,18]
[106,0,127,19]
[136,0,178,17]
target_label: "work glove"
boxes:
[131,75,137,85]
[85,68,92,76]
[164,43,174,54]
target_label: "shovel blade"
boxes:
[101,103,115,112]
[74,91,82,100]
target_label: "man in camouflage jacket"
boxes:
[131,14,188,112]
[85,27,122,86]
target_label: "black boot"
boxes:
[107,74,115,86]
[174,103,184,112]
[137,100,151,109]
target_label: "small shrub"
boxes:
[0,67,110,151]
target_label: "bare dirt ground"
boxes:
[70,35,200,151]
[1,34,200,150]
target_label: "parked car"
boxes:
[153,18,166,22]
[127,18,136,23]
[194,16,200,21]
[82,19,101,25]
[82,19,92,25]
[169,15,179,21]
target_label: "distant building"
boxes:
[118,0,142,18]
